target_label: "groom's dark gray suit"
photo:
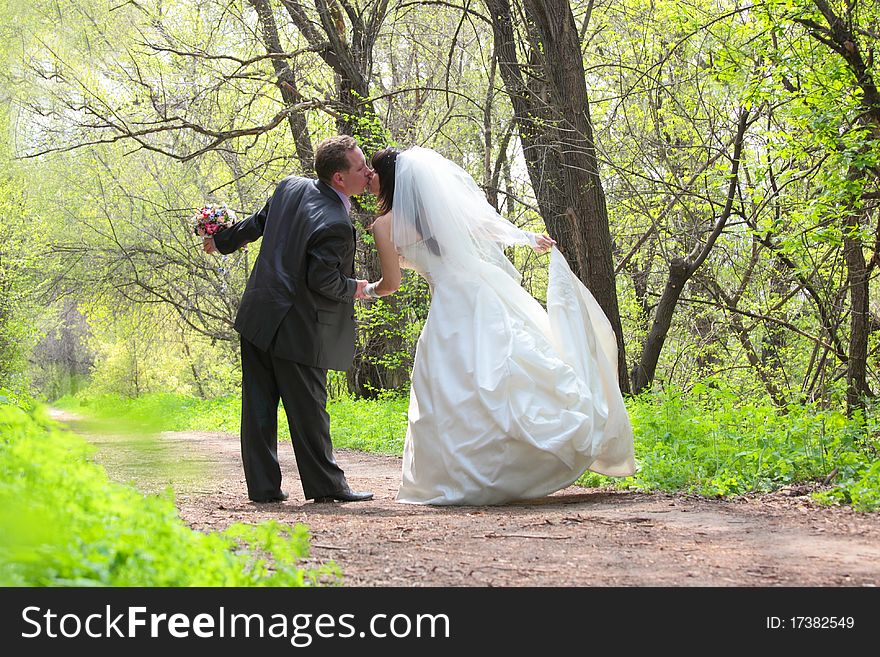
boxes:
[213,176,357,501]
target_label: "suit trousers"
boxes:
[239,335,348,500]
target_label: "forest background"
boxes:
[1,0,879,535]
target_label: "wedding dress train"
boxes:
[396,243,636,505]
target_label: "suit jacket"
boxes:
[214,177,358,371]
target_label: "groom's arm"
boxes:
[306,223,359,303]
[212,198,270,254]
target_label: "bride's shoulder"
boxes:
[370,212,393,235]
[372,212,392,228]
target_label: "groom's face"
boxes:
[334,147,373,196]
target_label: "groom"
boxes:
[204,135,374,504]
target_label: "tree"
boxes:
[630,109,751,393]
[485,0,630,390]
[791,0,880,414]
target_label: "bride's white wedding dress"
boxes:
[391,148,636,505]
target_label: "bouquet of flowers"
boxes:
[192,203,237,237]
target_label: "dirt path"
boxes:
[52,410,880,586]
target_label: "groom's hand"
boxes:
[354,279,370,300]
[203,236,218,254]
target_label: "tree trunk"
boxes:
[630,109,750,393]
[794,2,880,414]
[796,1,880,414]
[179,322,207,399]
[487,0,630,392]
[0,263,10,383]
[346,214,410,398]
[631,257,689,393]
[280,0,404,397]
[249,0,314,173]
[843,208,871,414]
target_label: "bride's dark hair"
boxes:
[371,147,399,215]
[371,146,441,255]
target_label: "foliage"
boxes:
[813,402,880,511]
[353,269,432,395]
[55,390,410,454]
[53,392,241,435]
[56,386,879,510]
[576,382,878,509]
[324,392,409,454]
[1,0,880,496]
[0,392,339,585]
[80,302,241,400]
[0,80,42,393]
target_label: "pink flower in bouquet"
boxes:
[192,203,237,237]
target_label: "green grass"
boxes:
[55,385,880,511]
[54,391,410,454]
[0,390,340,586]
[323,394,409,454]
[578,384,880,511]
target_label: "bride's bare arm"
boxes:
[367,213,402,297]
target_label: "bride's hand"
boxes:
[533,234,556,254]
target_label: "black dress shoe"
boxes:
[313,488,373,503]
[250,491,289,503]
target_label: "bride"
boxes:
[363,146,636,505]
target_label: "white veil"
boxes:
[391,147,538,278]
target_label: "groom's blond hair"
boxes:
[314,135,358,184]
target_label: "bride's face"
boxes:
[368,170,381,196]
